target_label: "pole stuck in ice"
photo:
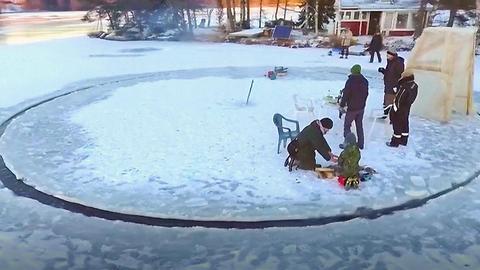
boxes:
[246,79,254,105]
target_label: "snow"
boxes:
[0,36,479,220]
[0,37,393,110]
[228,28,265,38]
[431,10,477,27]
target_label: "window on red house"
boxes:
[345,11,351,20]
[396,13,409,29]
[383,12,394,29]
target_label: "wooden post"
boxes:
[246,80,254,105]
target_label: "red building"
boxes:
[336,0,431,36]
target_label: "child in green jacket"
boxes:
[338,132,361,190]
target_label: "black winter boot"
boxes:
[400,136,408,146]
[386,136,401,147]
[386,142,399,147]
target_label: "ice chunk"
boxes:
[410,176,426,187]
[405,189,429,198]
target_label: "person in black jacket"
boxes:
[339,64,369,150]
[386,70,418,147]
[296,118,338,170]
[378,48,405,117]
[368,31,383,63]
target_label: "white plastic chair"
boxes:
[293,94,316,122]
[366,108,388,145]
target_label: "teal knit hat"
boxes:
[351,64,361,75]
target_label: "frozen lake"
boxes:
[0,22,479,269]
[0,11,97,44]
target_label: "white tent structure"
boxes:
[407,27,476,122]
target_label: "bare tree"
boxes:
[477,0,480,28]
[414,0,429,38]
[236,0,250,28]
[477,0,480,22]
[232,0,236,21]
[259,0,263,27]
[207,8,214,27]
[215,4,224,27]
[438,0,476,27]
[305,3,310,30]
[476,0,480,47]
[179,8,187,31]
[193,8,198,28]
[315,0,319,34]
[447,8,458,26]
[186,8,193,32]
[246,0,250,28]
[275,0,280,20]
[284,0,288,19]
[225,0,235,32]
[240,0,244,24]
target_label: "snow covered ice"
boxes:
[1,38,479,221]
[0,25,480,269]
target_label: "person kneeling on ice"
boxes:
[337,132,361,190]
[295,118,338,170]
[386,70,418,147]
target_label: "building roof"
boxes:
[340,0,423,10]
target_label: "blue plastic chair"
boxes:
[273,113,300,154]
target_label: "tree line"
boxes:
[79,0,338,34]
[78,0,478,37]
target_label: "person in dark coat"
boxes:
[387,70,418,147]
[378,48,405,117]
[296,118,338,170]
[368,31,383,63]
[339,64,369,150]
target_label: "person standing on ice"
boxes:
[339,28,353,59]
[295,118,338,170]
[339,64,369,150]
[386,70,418,147]
[378,47,404,117]
[368,31,383,63]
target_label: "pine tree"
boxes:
[297,0,335,31]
